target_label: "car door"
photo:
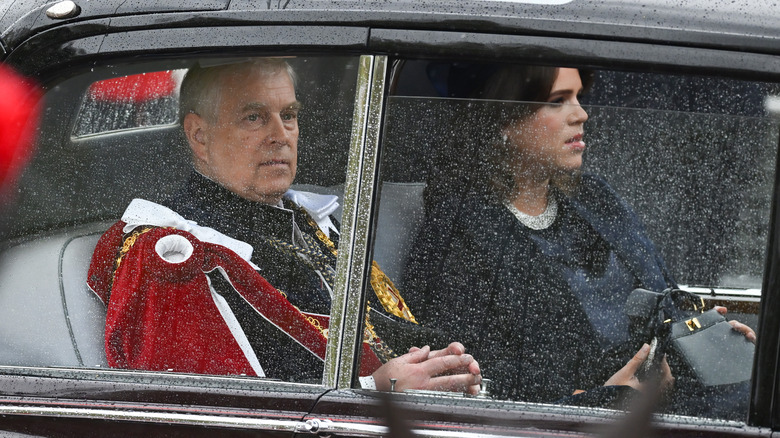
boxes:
[1,1,780,437]
[0,5,378,435]
[304,12,780,436]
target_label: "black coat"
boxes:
[162,172,334,382]
[165,171,334,314]
[164,171,433,381]
[404,174,674,402]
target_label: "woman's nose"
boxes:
[569,100,588,124]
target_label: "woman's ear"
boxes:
[183,112,209,163]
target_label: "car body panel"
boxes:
[3,0,779,61]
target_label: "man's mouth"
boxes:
[260,159,289,167]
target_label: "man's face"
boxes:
[186,66,300,204]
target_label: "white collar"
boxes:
[284,189,339,221]
[283,189,340,238]
[121,198,257,266]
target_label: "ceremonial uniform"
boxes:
[88,171,413,383]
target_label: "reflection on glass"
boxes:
[73,70,183,137]
[375,62,778,421]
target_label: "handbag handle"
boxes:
[641,288,706,379]
[655,288,705,323]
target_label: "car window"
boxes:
[367,59,779,421]
[0,56,360,388]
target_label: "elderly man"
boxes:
[87,58,481,393]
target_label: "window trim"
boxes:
[325,54,390,390]
[369,29,780,82]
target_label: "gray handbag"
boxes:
[668,307,754,386]
[628,288,754,387]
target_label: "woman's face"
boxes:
[502,68,589,180]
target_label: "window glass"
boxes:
[0,56,360,387]
[368,59,779,421]
[73,70,184,137]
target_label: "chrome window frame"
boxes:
[325,54,389,389]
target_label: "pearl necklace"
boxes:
[504,195,558,230]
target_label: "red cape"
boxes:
[88,221,382,377]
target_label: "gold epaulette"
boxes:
[369,261,418,324]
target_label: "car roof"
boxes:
[1,0,778,59]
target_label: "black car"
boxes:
[0,0,779,436]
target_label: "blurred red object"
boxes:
[88,71,176,102]
[0,64,42,196]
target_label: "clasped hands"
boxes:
[372,342,482,395]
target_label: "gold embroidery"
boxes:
[277,288,330,339]
[363,304,396,362]
[112,226,154,285]
[299,208,417,324]
[298,307,329,339]
[369,261,418,324]
[312,224,337,256]
[277,288,329,338]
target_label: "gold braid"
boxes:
[298,208,418,324]
[112,226,154,288]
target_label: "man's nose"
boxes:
[266,115,294,144]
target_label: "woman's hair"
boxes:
[431,65,593,205]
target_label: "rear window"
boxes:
[73,70,184,137]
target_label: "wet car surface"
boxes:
[0,0,779,436]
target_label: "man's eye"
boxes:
[281,112,298,121]
[246,113,261,122]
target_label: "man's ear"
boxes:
[183,112,209,163]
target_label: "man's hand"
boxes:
[372,342,482,395]
[714,306,756,343]
[604,343,674,392]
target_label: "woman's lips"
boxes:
[565,134,586,151]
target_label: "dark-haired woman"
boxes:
[405,65,756,415]
[404,66,677,406]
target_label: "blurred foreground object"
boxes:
[0,64,42,198]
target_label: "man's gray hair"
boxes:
[179,58,297,123]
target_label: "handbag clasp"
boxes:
[685,317,702,331]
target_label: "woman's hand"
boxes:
[372,342,482,394]
[603,343,674,392]
[714,306,756,343]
